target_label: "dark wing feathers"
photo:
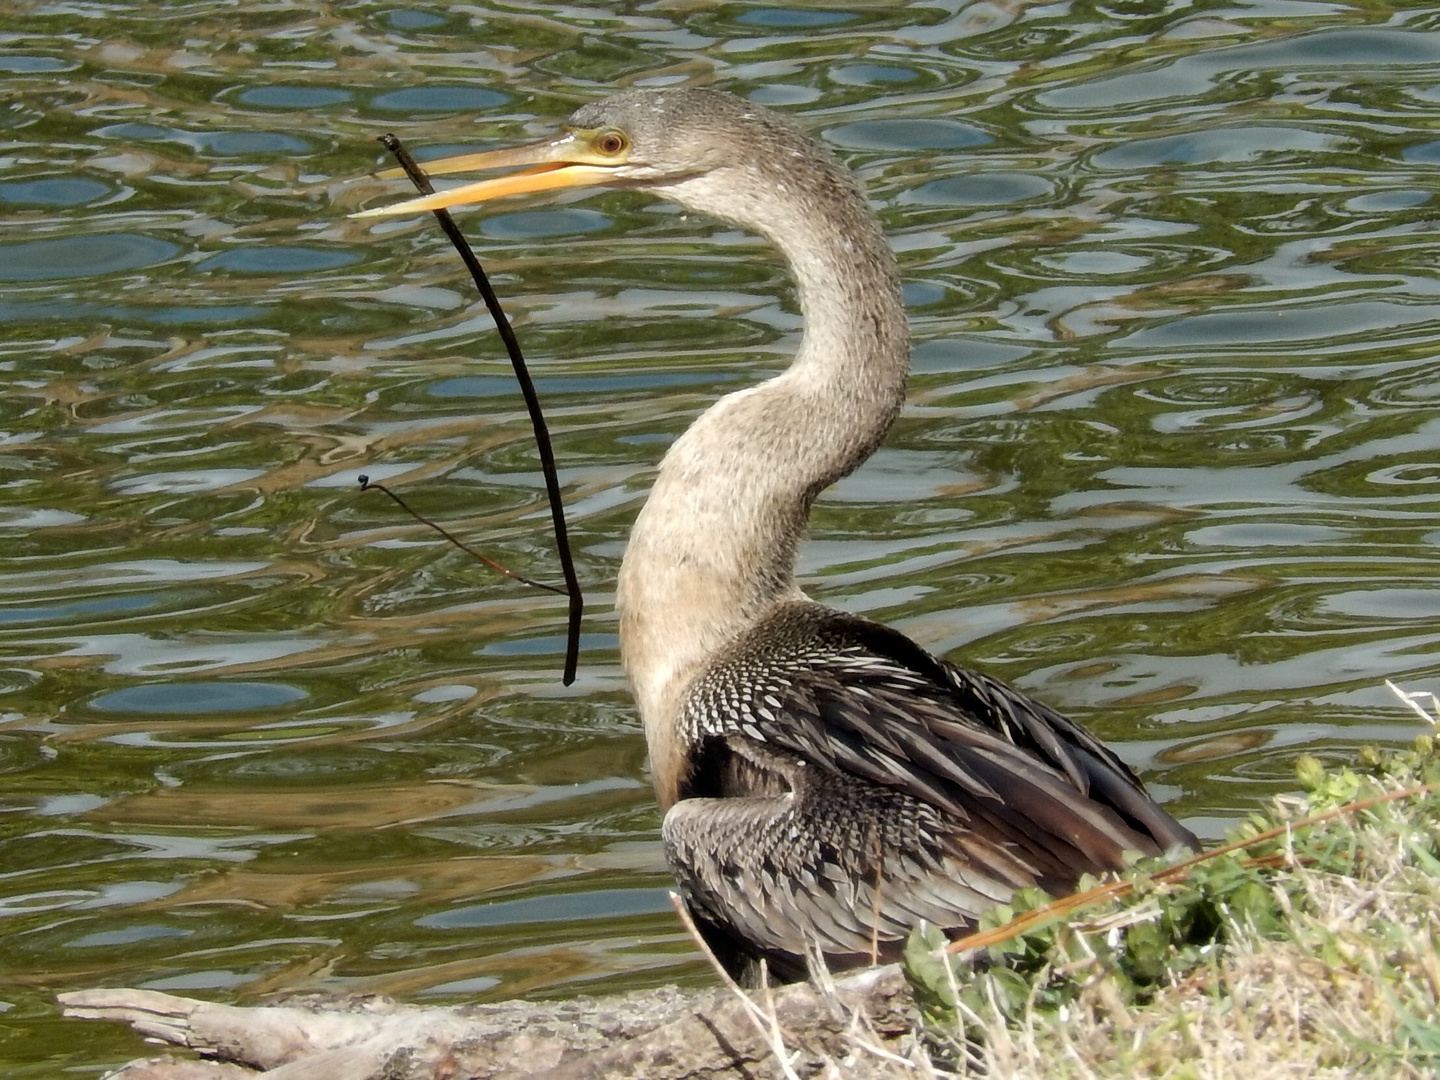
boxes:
[683,602,1195,860]
[669,602,1198,974]
[664,737,1023,971]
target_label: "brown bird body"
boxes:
[359,87,1199,984]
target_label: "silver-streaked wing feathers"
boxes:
[666,602,1197,969]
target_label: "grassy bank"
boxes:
[904,702,1440,1079]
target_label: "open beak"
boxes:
[352,130,626,219]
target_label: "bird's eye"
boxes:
[594,129,629,157]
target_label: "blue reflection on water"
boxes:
[831,63,921,85]
[238,86,353,108]
[0,300,267,325]
[386,9,447,29]
[199,248,361,274]
[0,235,180,281]
[1038,28,1440,110]
[418,887,671,929]
[736,8,856,28]
[0,178,111,206]
[371,86,509,112]
[479,633,618,658]
[828,119,990,152]
[1404,140,1440,163]
[1126,301,1440,348]
[91,682,308,714]
[903,173,1051,207]
[95,122,311,156]
[66,924,190,949]
[429,371,736,398]
[482,209,611,239]
[0,55,68,71]
[0,593,158,626]
[1092,126,1339,169]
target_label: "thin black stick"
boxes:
[378,133,583,686]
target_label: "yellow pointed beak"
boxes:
[352,130,629,219]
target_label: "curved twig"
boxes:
[375,133,584,685]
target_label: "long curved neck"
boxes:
[615,158,910,807]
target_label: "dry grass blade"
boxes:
[1386,678,1440,725]
[668,892,804,1080]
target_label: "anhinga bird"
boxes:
[357,87,1200,983]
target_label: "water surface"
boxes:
[3,2,1440,1076]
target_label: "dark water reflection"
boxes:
[3,2,1440,1076]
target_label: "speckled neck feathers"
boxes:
[604,91,910,807]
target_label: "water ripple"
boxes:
[2,3,1439,1069]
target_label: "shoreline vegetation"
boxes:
[908,690,1440,1079]
[64,689,1440,1080]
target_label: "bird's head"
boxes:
[352,87,824,221]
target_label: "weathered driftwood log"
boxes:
[60,964,933,1080]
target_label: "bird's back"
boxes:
[664,601,1198,982]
